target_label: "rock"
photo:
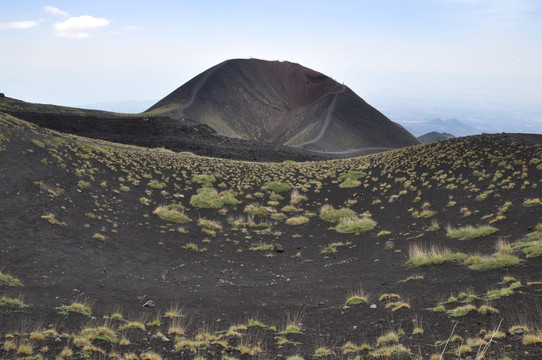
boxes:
[161,336,170,342]
[273,243,284,253]
[370,304,377,309]
[143,299,155,307]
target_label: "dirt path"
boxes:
[294,85,345,148]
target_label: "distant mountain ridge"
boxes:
[147,58,420,153]
[418,131,455,143]
[400,118,480,137]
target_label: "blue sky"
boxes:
[1,0,541,109]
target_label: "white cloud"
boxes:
[45,6,69,17]
[53,15,110,38]
[0,20,38,30]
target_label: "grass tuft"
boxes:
[335,216,376,234]
[446,224,498,240]
[406,243,467,267]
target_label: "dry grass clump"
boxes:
[345,286,370,305]
[0,271,22,287]
[335,216,376,234]
[319,205,356,222]
[57,300,92,315]
[41,213,63,225]
[467,239,521,270]
[290,189,307,204]
[446,224,498,240]
[523,198,542,207]
[406,243,467,267]
[153,204,191,224]
[264,181,291,193]
[285,216,309,225]
[0,295,26,308]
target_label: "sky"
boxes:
[1,0,542,113]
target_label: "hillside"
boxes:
[418,131,455,143]
[1,114,541,359]
[147,58,420,153]
[0,96,324,162]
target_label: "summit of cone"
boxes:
[147,58,420,153]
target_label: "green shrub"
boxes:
[468,254,521,270]
[147,179,166,189]
[190,188,224,209]
[153,204,191,223]
[338,170,366,188]
[192,174,216,185]
[286,216,309,225]
[523,198,542,207]
[0,272,22,287]
[57,302,91,315]
[319,206,356,222]
[264,181,291,193]
[335,216,376,233]
[219,190,241,205]
[0,296,26,308]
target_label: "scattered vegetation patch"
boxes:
[446,224,498,240]
[406,243,467,267]
[338,170,366,188]
[0,296,26,308]
[57,301,92,316]
[0,271,22,287]
[319,205,356,223]
[147,179,166,189]
[335,216,376,234]
[264,181,291,193]
[153,204,191,223]
[285,216,309,225]
[523,198,542,207]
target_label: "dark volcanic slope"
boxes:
[147,58,420,152]
[1,113,542,359]
[0,97,324,162]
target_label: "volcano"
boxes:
[147,58,420,153]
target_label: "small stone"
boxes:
[54,337,62,342]
[370,304,377,309]
[273,243,284,253]
[161,336,170,342]
[143,300,155,308]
